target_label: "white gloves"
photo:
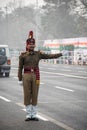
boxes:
[18,81,23,85]
[62,50,68,56]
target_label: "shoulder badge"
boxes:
[38,50,44,54]
[21,51,26,55]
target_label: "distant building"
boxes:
[43,37,87,64]
[43,37,87,49]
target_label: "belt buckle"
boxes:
[31,69,34,72]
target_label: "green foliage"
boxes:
[38,46,51,51]
[60,45,74,51]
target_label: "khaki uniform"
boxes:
[18,51,62,106]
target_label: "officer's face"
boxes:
[26,43,35,51]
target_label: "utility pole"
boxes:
[35,0,39,50]
[5,6,8,45]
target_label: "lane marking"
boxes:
[39,100,87,103]
[38,112,76,130]
[41,71,87,79]
[62,66,71,68]
[0,94,77,130]
[39,101,49,104]
[78,71,87,73]
[22,109,48,121]
[11,67,18,70]
[0,96,11,102]
[48,68,56,70]
[40,82,44,85]
[77,67,85,70]
[37,114,48,121]
[16,102,25,107]
[13,77,44,85]
[55,86,74,92]
[11,67,87,79]
[16,102,76,130]
[61,69,71,71]
[13,77,18,79]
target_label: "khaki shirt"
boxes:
[18,51,62,81]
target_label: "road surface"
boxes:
[0,62,87,130]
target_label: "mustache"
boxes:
[27,45,36,48]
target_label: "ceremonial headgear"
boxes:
[29,31,33,38]
[26,31,35,51]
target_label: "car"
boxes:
[0,45,11,77]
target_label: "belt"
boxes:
[24,67,40,80]
[24,67,36,73]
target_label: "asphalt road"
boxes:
[0,62,87,130]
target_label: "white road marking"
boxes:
[39,66,43,68]
[40,82,44,84]
[0,92,76,130]
[55,86,74,92]
[38,112,76,130]
[78,71,87,73]
[16,102,25,107]
[77,67,85,70]
[13,77,18,79]
[39,101,49,103]
[41,71,87,79]
[48,68,56,70]
[13,76,44,85]
[62,66,71,68]
[36,114,48,121]
[0,96,11,102]
[11,67,18,70]
[16,102,76,130]
[22,109,48,121]
[61,69,71,71]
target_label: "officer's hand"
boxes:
[18,81,23,86]
[62,50,68,56]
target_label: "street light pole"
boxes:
[35,0,39,50]
[5,6,8,45]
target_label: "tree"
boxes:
[41,0,87,39]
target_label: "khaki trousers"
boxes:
[23,73,39,106]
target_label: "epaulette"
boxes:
[38,50,45,54]
[21,51,30,56]
[21,51,27,55]
[26,51,30,55]
[21,51,26,55]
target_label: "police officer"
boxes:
[18,31,63,121]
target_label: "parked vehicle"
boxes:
[0,45,11,77]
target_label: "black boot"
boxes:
[25,117,32,121]
[31,117,39,121]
